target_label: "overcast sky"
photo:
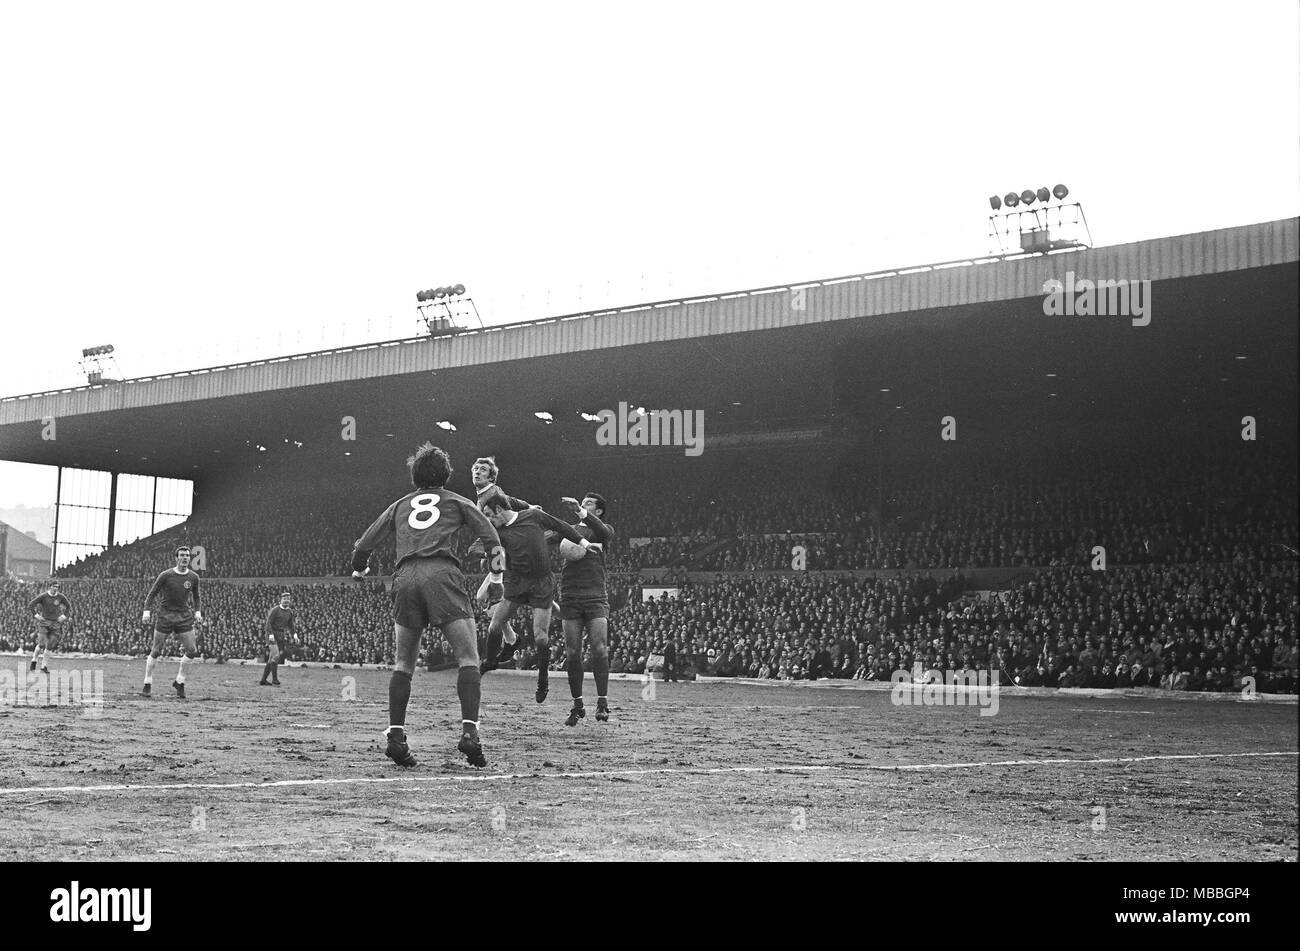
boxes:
[2,0,1298,510]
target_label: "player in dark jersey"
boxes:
[469,457,567,631]
[470,456,532,512]
[140,546,202,699]
[28,580,71,673]
[351,443,505,769]
[556,493,615,726]
[477,488,600,704]
[260,591,298,686]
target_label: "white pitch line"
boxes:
[878,751,1297,770]
[0,751,1293,798]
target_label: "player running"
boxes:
[260,591,298,686]
[351,443,505,769]
[140,546,203,699]
[28,580,71,673]
[476,488,601,704]
[556,494,615,726]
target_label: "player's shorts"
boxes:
[559,599,609,622]
[393,558,472,630]
[503,572,556,609]
[154,611,195,636]
[34,619,61,639]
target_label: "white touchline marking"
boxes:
[1068,708,1157,715]
[0,751,1293,798]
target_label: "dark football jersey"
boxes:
[354,488,502,571]
[146,568,200,615]
[29,593,71,621]
[498,508,586,579]
[560,513,613,603]
[266,606,295,642]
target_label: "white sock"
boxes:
[176,655,191,684]
[143,655,157,685]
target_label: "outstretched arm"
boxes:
[536,510,592,547]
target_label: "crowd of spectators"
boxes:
[0,570,644,668]
[7,558,1295,694]
[596,562,1297,694]
[56,440,1296,579]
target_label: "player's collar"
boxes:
[503,510,519,527]
[171,567,190,575]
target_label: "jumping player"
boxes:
[28,580,71,673]
[557,494,615,726]
[470,456,532,511]
[467,455,561,659]
[260,591,298,686]
[351,443,505,769]
[477,488,601,704]
[140,546,202,699]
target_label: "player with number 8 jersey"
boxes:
[351,443,505,770]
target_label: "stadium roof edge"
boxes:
[1,216,1295,424]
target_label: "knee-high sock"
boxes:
[535,644,550,681]
[31,643,41,664]
[567,651,584,700]
[457,665,481,729]
[176,654,192,684]
[389,670,412,730]
[261,662,273,683]
[143,655,158,685]
[593,649,609,699]
[486,627,503,663]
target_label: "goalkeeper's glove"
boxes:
[194,611,203,623]
[351,567,370,580]
[57,614,67,623]
[142,610,151,624]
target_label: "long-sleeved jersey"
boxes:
[353,487,503,572]
[144,568,201,615]
[30,593,72,621]
[559,511,614,603]
[266,606,295,644]
[497,508,586,579]
[475,482,530,511]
